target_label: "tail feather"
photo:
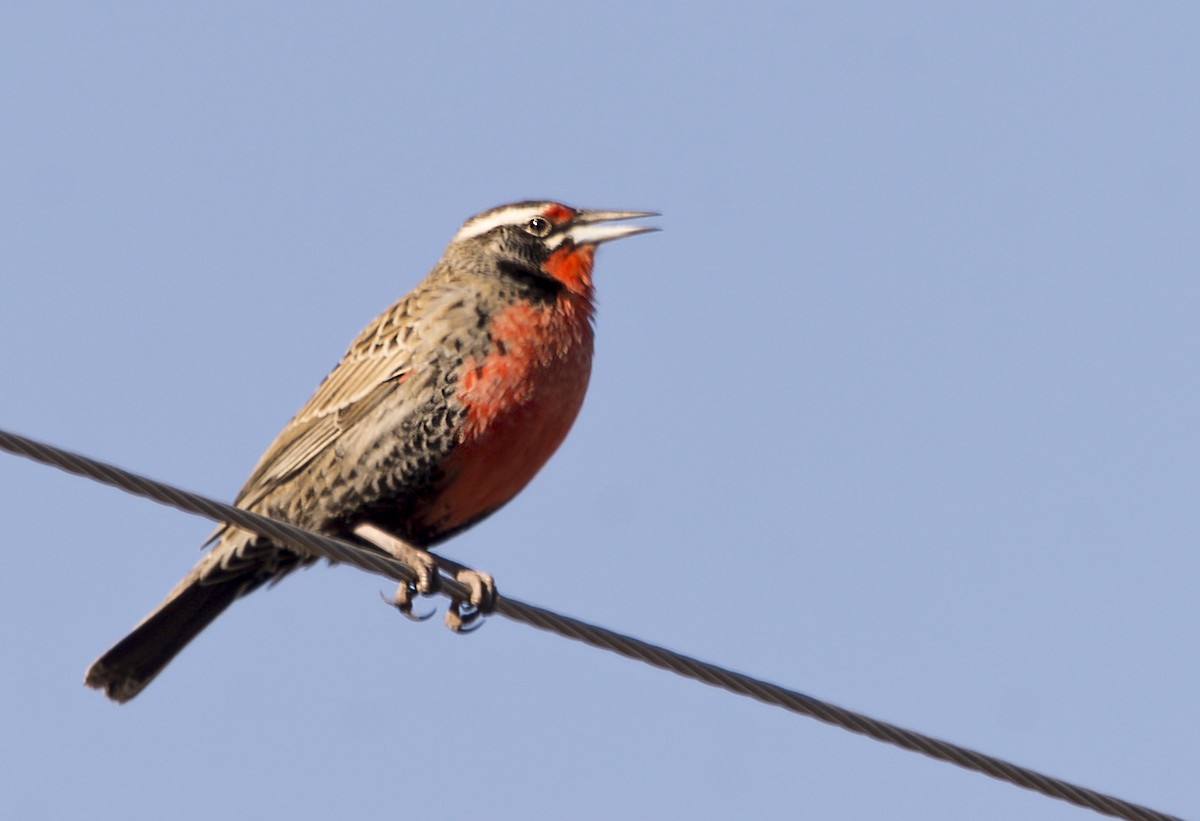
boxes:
[84,570,250,703]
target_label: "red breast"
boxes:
[418,243,598,535]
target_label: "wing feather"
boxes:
[231,283,465,511]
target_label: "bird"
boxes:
[84,200,657,703]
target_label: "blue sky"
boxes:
[1,3,1196,819]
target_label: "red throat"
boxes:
[542,243,597,299]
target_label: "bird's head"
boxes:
[449,201,658,298]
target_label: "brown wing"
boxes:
[231,280,471,512]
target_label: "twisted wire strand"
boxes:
[0,428,1180,821]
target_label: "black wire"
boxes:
[0,428,1181,821]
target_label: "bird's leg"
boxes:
[353,523,439,621]
[352,523,496,631]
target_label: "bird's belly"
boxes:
[414,301,594,539]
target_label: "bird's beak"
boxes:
[564,209,660,246]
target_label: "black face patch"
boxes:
[495,259,564,301]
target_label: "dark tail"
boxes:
[84,569,250,703]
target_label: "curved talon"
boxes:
[445,601,485,633]
[456,617,485,634]
[379,586,435,622]
[402,603,436,623]
[407,598,438,622]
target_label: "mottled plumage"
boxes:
[85,201,656,702]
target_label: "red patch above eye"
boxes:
[541,203,575,224]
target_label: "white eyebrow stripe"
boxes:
[452,205,547,243]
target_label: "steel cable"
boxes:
[0,428,1180,821]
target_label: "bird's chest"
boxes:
[417,297,595,535]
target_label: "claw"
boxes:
[378,586,434,622]
[445,601,485,633]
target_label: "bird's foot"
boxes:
[355,523,440,619]
[354,523,495,630]
[442,567,497,633]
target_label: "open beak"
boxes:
[564,209,660,246]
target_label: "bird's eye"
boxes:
[524,216,552,237]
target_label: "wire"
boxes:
[0,427,1181,821]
